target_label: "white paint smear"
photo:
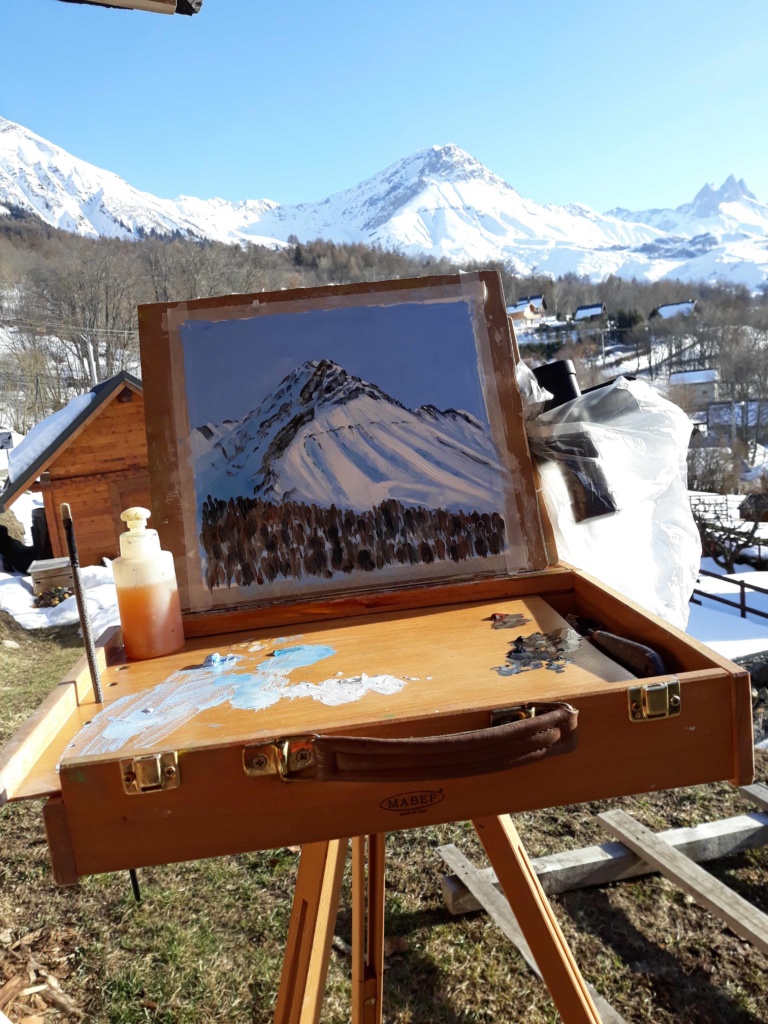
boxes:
[65,645,412,760]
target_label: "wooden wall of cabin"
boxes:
[42,391,151,567]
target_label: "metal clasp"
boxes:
[120,751,180,794]
[243,736,315,778]
[628,679,681,722]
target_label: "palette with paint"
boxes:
[0,272,754,886]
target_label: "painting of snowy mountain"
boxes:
[174,287,519,601]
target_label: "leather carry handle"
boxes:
[308,703,578,783]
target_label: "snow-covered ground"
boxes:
[688,557,768,658]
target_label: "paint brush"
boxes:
[60,503,104,704]
[61,505,141,900]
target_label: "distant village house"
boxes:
[650,299,697,319]
[573,303,605,323]
[507,295,547,328]
[669,369,718,410]
[706,399,768,446]
[738,494,768,523]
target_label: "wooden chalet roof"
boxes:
[651,300,697,319]
[669,369,718,386]
[573,303,605,321]
[0,372,142,511]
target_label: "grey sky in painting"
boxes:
[179,299,491,430]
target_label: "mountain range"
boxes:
[1,116,767,288]
[192,359,505,514]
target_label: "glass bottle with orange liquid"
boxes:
[113,506,184,660]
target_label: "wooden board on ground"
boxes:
[441,811,768,913]
[597,808,768,956]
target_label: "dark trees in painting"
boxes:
[199,496,506,591]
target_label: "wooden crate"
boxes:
[28,557,74,595]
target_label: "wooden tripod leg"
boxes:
[351,834,386,1024]
[473,815,602,1024]
[274,838,348,1024]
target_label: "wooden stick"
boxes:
[598,808,768,955]
[441,811,768,913]
[59,503,103,704]
[0,975,26,1012]
[273,839,347,1024]
[352,835,386,1024]
[473,815,602,1024]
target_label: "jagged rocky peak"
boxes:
[286,358,403,409]
[690,175,757,213]
[417,403,482,428]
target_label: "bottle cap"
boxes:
[121,507,152,530]
[119,506,161,559]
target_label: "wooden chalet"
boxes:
[738,493,768,523]
[668,368,719,410]
[0,372,150,567]
[650,299,697,320]
[507,295,548,330]
[573,303,605,323]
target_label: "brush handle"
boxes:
[60,503,104,704]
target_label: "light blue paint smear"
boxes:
[68,644,336,759]
[267,645,336,670]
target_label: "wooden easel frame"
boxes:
[276,818,602,1024]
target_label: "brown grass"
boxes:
[1,610,767,1023]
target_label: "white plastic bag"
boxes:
[525,376,700,629]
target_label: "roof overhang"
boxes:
[0,373,143,512]
[55,0,201,15]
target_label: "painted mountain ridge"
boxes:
[193,359,505,514]
[2,116,767,286]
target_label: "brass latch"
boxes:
[120,752,180,794]
[243,737,315,779]
[628,680,681,722]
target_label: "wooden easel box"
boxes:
[0,273,754,886]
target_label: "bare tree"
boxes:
[25,237,141,384]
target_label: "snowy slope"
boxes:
[609,176,768,239]
[0,117,281,244]
[2,116,768,286]
[193,359,505,513]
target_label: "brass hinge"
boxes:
[491,701,576,725]
[627,679,681,722]
[120,751,180,794]
[243,736,315,779]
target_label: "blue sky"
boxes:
[180,299,489,426]
[2,0,767,212]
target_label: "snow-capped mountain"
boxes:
[1,115,767,287]
[0,117,280,243]
[609,176,768,238]
[193,359,505,513]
